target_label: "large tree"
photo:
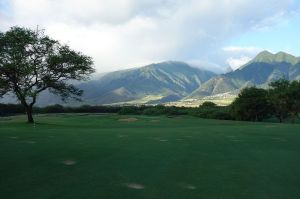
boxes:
[268,79,290,122]
[231,87,271,121]
[269,79,300,123]
[0,27,94,123]
[288,80,300,122]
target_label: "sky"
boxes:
[0,0,300,74]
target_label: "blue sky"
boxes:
[232,14,300,55]
[1,0,300,73]
[0,0,10,14]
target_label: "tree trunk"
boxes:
[277,115,283,123]
[26,106,34,123]
[291,112,296,124]
[279,116,282,123]
[16,92,36,123]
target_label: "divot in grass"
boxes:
[227,135,237,138]
[185,185,197,190]
[180,183,197,190]
[125,183,145,190]
[159,139,168,142]
[118,135,128,138]
[150,137,169,142]
[118,118,138,122]
[62,160,77,166]
[227,136,242,142]
[231,139,242,142]
[150,120,160,123]
[23,141,36,144]
[264,125,277,128]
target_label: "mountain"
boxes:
[5,61,214,106]
[244,51,300,66]
[3,51,300,106]
[78,61,215,105]
[187,51,300,100]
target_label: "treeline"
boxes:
[1,79,299,123]
[0,104,25,116]
[0,104,192,117]
[0,103,225,119]
[231,79,300,123]
[0,104,122,116]
[118,102,233,120]
[118,79,300,123]
[118,105,190,116]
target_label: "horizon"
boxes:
[1,0,300,74]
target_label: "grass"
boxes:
[1,114,300,199]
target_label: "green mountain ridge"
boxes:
[187,51,300,100]
[79,61,215,104]
[19,61,214,106]
[253,51,299,64]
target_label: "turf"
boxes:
[1,114,300,199]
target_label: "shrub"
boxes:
[119,106,141,115]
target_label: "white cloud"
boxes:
[9,0,166,25]
[227,56,252,70]
[222,46,262,54]
[187,60,225,74]
[1,0,299,73]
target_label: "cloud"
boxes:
[187,60,225,74]
[222,46,262,70]
[222,46,262,54]
[5,0,171,25]
[1,0,300,73]
[226,56,252,70]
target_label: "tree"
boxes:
[269,79,300,123]
[200,101,217,108]
[287,80,300,122]
[0,27,94,123]
[268,79,290,122]
[231,87,271,121]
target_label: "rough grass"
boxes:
[1,114,300,199]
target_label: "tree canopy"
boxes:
[231,79,300,123]
[231,87,270,121]
[269,79,300,122]
[0,26,95,123]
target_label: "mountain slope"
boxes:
[4,51,299,106]
[78,61,215,104]
[0,61,216,106]
[187,51,300,99]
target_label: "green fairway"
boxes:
[1,114,300,199]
